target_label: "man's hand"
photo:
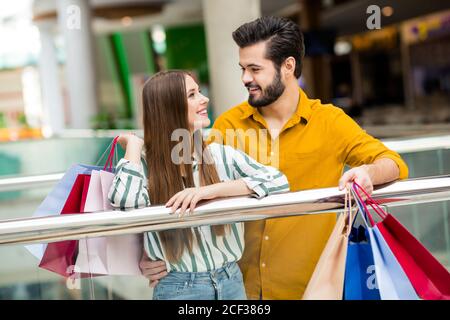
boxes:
[338,158,401,196]
[338,165,373,195]
[139,254,168,288]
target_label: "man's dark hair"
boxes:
[232,16,305,78]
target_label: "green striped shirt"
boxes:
[108,143,289,272]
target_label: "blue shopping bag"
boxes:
[369,226,419,300]
[351,186,419,300]
[344,224,380,300]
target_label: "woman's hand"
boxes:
[165,185,220,216]
[166,180,253,217]
[117,133,144,165]
[117,133,144,150]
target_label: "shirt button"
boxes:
[261,262,266,268]
[264,236,269,241]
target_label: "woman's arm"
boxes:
[166,144,290,215]
[120,134,144,164]
[210,179,253,197]
[108,134,150,210]
[165,179,252,215]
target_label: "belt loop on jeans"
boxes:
[223,263,233,279]
[209,271,219,300]
[188,272,195,287]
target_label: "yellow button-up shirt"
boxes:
[209,88,408,300]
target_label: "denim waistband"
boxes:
[159,262,240,284]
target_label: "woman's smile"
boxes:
[197,108,208,117]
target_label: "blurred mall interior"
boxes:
[0,0,450,300]
[0,0,449,142]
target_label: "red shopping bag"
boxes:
[353,182,450,300]
[39,174,91,278]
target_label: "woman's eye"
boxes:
[189,93,195,98]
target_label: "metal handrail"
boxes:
[0,175,449,246]
[383,134,450,153]
[1,134,449,193]
[0,173,64,192]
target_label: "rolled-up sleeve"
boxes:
[333,109,409,180]
[108,158,150,210]
[225,145,290,199]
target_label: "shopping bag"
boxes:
[76,155,141,276]
[24,164,99,260]
[25,137,119,278]
[78,234,141,275]
[303,190,354,300]
[344,222,381,300]
[38,173,91,277]
[83,170,104,213]
[352,185,419,300]
[76,237,109,274]
[354,183,450,300]
[99,170,114,210]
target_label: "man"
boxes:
[140,16,408,299]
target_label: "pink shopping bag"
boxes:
[76,160,141,276]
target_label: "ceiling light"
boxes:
[382,6,394,17]
[121,16,132,27]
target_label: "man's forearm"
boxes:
[362,158,400,186]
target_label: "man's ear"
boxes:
[283,57,296,77]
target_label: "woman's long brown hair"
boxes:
[142,70,227,263]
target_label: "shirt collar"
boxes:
[296,87,313,123]
[239,87,313,125]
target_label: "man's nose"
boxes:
[242,70,253,85]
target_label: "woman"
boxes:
[108,70,289,300]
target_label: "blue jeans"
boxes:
[152,262,247,300]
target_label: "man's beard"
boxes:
[247,69,285,107]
